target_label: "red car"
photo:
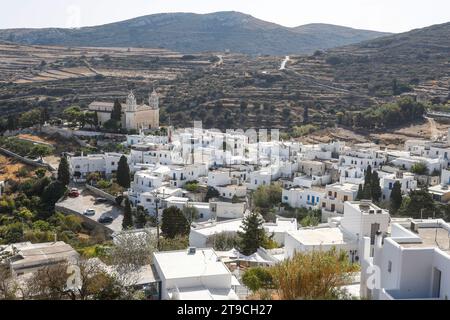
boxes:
[69,188,80,198]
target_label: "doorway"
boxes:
[432,267,442,299]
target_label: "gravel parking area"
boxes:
[57,188,123,233]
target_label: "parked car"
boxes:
[99,216,113,224]
[83,209,96,216]
[95,198,108,204]
[69,188,80,197]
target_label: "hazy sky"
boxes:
[1,0,449,33]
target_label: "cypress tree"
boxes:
[363,183,372,200]
[161,206,190,239]
[362,165,373,200]
[93,111,99,127]
[303,105,309,124]
[238,211,268,256]
[134,206,148,229]
[365,165,373,183]
[40,107,50,125]
[122,198,133,230]
[57,156,71,186]
[390,181,403,213]
[111,99,122,122]
[371,171,382,202]
[116,156,130,189]
[356,184,364,201]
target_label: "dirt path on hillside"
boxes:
[426,116,440,141]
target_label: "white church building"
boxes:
[89,89,160,131]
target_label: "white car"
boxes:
[83,209,96,216]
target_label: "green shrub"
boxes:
[185,181,199,192]
[242,267,274,292]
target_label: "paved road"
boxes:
[280,56,290,70]
[58,188,124,233]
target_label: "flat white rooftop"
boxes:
[264,218,298,233]
[165,196,189,203]
[346,201,388,215]
[429,184,450,196]
[327,183,359,192]
[153,249,231,280]
[286,186,325,193]
[7,241,78,270]
[394,156,441,163]
[191,219,244,236]
[288,228,347,246]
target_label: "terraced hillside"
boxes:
[323,22,450,100]
[0,42,376,130]
[0,21,448,132]
[0,42,214,119]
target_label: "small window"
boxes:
[388,261,392,273]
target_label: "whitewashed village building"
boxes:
[285,201,390,262]
[361,219,450,300]
[321,183,359,221]
[189,217,298,248]
[379,171,418,201]
[152,248,239,300]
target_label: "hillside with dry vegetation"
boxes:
[0,21,448,134]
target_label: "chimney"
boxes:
[375,231,383,249]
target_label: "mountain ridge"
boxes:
[0,11,391,55]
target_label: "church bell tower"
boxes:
[149,89,159,110]
[126,90,137,112]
